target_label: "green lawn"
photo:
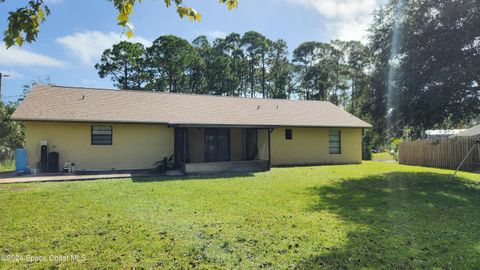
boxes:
[0,160,14,173]
[372,151,395,162]
[1,162,480,269]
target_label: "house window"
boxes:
[285,129,293,140]
[91,125,112,145]
[329,130,341,154]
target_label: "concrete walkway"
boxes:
[0,171,183,184]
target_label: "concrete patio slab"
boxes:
[0,171,177,184]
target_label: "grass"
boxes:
[372,151,395,162]
[1,162,480,269]
[0,160,14,173]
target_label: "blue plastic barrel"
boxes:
[15,148,28,173]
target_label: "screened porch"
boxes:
[172,126,272,174]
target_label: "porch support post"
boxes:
[183,128,188,164]
[268,128,273,168]
[174,127,180,169]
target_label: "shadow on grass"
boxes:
[131,172,257,183]
[298,172,480,269]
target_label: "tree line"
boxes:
[95,32,371,114]
[95,33,374,157]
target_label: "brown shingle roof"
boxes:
[12,85,372,128]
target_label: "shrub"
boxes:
[0,102,24,161]
[389,138,403,160]
[153,155,174,173]
[362,131,373,160]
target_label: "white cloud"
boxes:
[329,17,372,41]
[56,31,152,65]
[286,0,381,41]
[0,45,65,68]
[0,70,24,79]
[206,30,227,40]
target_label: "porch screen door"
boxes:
[174,127,189,168]
[205,128,230,162]
[217,129,230,162]
[205,128,217,162]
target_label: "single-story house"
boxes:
[12,85,372,174]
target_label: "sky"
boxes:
[0,0,384,103]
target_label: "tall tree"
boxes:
[329,40,350,106]
[191,36,236,96]
[241,31,270,97]
[293,42,317,99]
[211,38,240,96]
[344,41,371,116]
[268,39,291,99]
[368,0,480,139]
[309,58,333,101]
[221,33,248,96]
[293,41,332,100]
[190,36,210,94]
[95,41,149,90]
[147,35,195,93]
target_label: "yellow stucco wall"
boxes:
[24,121,174,171]
[270,127,362,166]
[24,123,362,171]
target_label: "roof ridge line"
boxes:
[42,85,331,103]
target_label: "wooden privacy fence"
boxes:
[398,137,480,172]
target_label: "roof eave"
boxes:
[13,117,372,128]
